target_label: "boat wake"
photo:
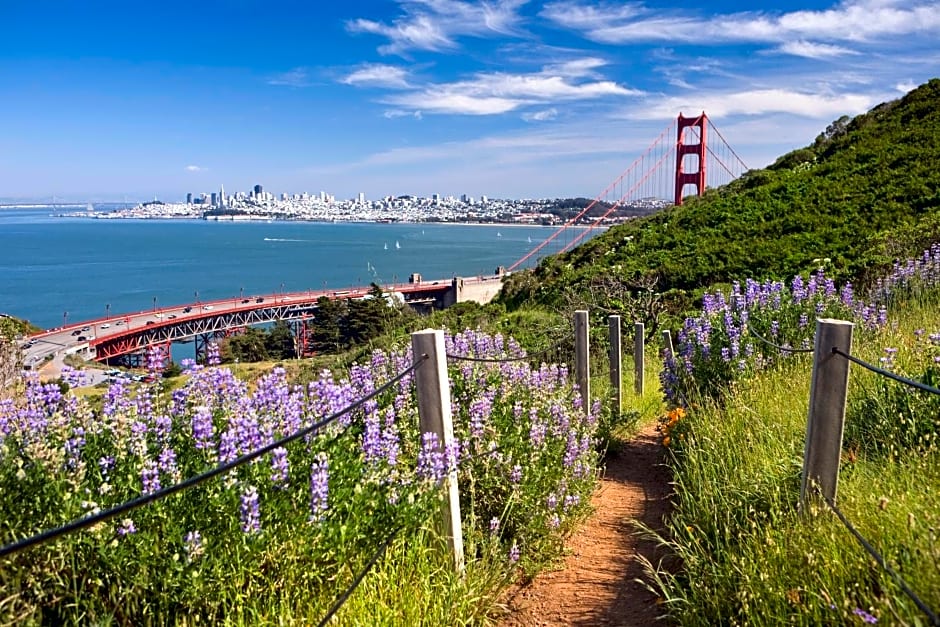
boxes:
[263,237,307,242]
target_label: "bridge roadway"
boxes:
[20,273,506,366]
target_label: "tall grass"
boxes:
[646,248,940,625]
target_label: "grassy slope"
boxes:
[650,302,940,625]
[498,79,940,310]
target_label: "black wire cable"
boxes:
[832,348,940,396]
[446,339,567,364]
[315,526,400,627]
[0,356,428,559]
[746,323,815,354]
[822,496,940,626]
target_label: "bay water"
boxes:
[0,206,562,330]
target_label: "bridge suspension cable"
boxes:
[507,122,673,272]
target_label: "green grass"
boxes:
[644,308,940,625]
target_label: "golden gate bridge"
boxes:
[25,112,747,366]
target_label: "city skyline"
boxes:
[1,1,938,202]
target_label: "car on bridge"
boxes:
[255,297,264,303]
[183,307,192,313]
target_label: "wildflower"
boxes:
[489,517,499,533]
[240,486,261,534]
[117,519,136,536]
[853,608,877,624]
[184,530,204,561]
[509,543,520,563]
[309,453,329,522]
[417,432,446,484]
[509,464,522,485]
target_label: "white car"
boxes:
[203,305,214,311]
[101,323,110,329]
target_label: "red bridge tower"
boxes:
[674,112,707,206]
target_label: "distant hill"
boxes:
[499,79,940,309]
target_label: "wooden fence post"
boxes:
[574,310,590,415]
[801,318,854,509]
[662,329,674,361]
[411,329,465,573]
[634,322,645,395]
[609,315,622,417]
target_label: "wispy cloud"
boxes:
[383,109,424,120]
[542,0,940,46]
[347,0,529,55]
[267,67,311,87]
[380,58,641,116]
[628,87,877,120]
[342,64,412,89]
[523,107,558,121]
[185,165,205,173]
[775,40,858,58]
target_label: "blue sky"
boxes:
[1,0,937,202]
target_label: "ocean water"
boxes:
[0,206,569,329]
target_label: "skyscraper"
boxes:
[254,184,263,196]
[219,184,225,207]
[186,192,193,204]
[210,192,218,206]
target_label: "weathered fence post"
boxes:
[609,315,622,417]
[411,329,465,573]
[662,329,674,361]
[574,310,590,415]
[801,318,854,509]
[634,322,645,395]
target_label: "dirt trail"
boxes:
[498,422,672,626]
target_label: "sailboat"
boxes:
[497,232,502,238]
[384,243,388,250]
[527,236,532,243]
[395,241,401,249]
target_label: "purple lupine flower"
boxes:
[271,447,289,486]
[184,530,204,561]
[853,608,877,624]
[549,513,561,529]
[309,453,329,522]
[141,460,161,494]
[509,543,520,563]
[362,410,383,464]
[180,358,198,373]
[489,517,499,534]
[207,343,221,366]
[98,456,115,478]
[157,448,178,476]
[240,485,261,534]
[510,464,522,485]
[417,432,446,484]
[117,519,137,536]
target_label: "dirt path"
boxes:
[498,422,672,626]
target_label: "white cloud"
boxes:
[267,68,311,87]
[523,108,558,121]
[775,40,858,58]
[895,80,917,93]
[542,0,940,46]
[629,88,877,120]
[347,0,529,55]
[185,165,205,173]
[381,59,641,116]
[342,64,412,88]
[383,109,424,120]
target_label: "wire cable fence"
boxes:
[0,355,429,559]
[445,339,569,364]
[315,526,401,627]
[746,323,816,354]
[832,347,940,396]
[821,496,940,626]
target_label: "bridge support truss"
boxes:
[675,112,707,206]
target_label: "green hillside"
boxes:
[499,79,940,310]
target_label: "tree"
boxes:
[265,320,296,360]
[311,296,347,354]
[221,327,269,363]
